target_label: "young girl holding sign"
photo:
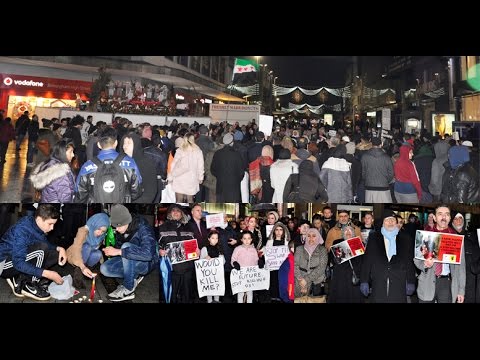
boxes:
[200,230,225,303]
[231,231,260,303]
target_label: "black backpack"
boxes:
[91,154,128,203]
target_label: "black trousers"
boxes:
[171,270,194,303]
[0,242,58,282]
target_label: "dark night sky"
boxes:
[262,56,353,88]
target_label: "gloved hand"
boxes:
[360,282,369,297]
[233,261,240,271]
[258,257,265,269]
[406,283,416,296]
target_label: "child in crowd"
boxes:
[200,230,225,303]
[231,230,259,303]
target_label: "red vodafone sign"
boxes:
[0,73,91,93]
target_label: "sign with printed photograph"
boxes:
[165,239,199,264]
[414,230,463,264]
[330,237,366,265]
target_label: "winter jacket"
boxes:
[0,216,57,279]
[158,219,195,274]
[168,145,204,196]
[30,158,75,203]
[74,148,142,203]
[270,159,298,203]
[294,244,328,297]
[441,161,479,203]
[116,215,158,266]
[361,147,394,191]
[120,133,156,203]
[231,243,259,268]
[413,144,434,192]
[440,145,479,203]
[211,145,245,202]
[278,252,294,302]
[284,160,328,203]
[320,152,352,203]
[361,230,416,303]
[428,141,449,196]
[394,145,422,199]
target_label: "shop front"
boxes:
[0,73,91,121]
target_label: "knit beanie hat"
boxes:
[110,204,132,227]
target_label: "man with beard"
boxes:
[360,210,416,303]
[414,205,466,303]
[158,204,196,303]
[101,204,158,302]
[322,206,336,231]
[325,210,361,252]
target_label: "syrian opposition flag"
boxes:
[232,58,259,85]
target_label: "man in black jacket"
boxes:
[158,204,196,303]
[101,204,158,302]
[360,210,416,303]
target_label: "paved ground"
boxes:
[0,138,32,203]
[0,262,160,303]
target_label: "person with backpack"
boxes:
[75,127,143,203]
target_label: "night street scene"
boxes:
[0,56,479,304]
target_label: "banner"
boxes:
[195,257,225,297]
[165,239,199,264]
[414,230,464,264]
[330,237,366,265]
[230,266,270,294]
[264,245,289,271]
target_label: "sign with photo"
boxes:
[165,239,199,264]
[414,230,463,264]
[330,237,366,265]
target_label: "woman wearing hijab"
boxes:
[67,212,110,288]
[294,228,328,298]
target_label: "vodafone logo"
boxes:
[3,77,44,87]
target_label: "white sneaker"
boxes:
[107,285,135,302]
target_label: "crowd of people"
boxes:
[0,111,477,204]
[1,203,478,304]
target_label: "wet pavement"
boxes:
[0,139,33,203]
[0,262,160,303]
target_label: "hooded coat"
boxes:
[120,132,157,203]
[30,158,75,203]
[393,145,422,199]
[441,145,479,203]
[428,141,449,196]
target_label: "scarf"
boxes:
[206,245,220,258]
[85,213,110,248]
[248,156,274,200]
[304,229,322,255]
[381,226,399,258]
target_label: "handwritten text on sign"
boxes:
[195,258,225,297]
[230,266,270,295]
[264,245,289,271]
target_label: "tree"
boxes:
[88,66,112,111]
